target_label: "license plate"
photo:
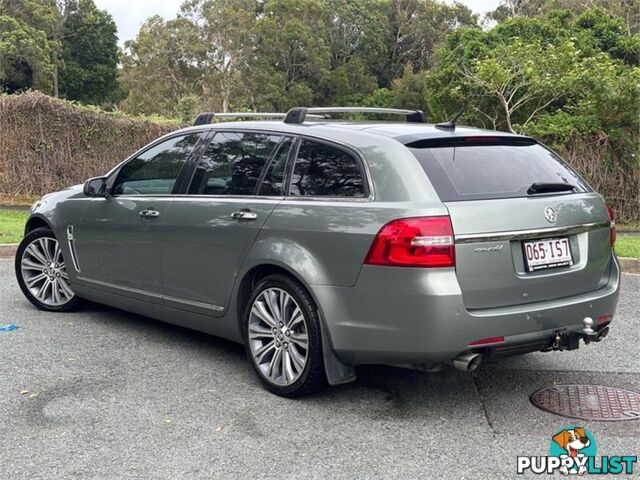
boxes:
[523,237,573,272]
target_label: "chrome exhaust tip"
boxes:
[452,352,482,372]
[594,326,610,342]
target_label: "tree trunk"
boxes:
[222,86,230,113]
[501,98,515,133]
[53,64,59,98]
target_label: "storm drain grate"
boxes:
[530,385,640,421]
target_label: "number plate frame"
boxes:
[522,237,574,272]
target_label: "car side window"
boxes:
[188,132,280,196]
[258,138,293,196]
[112,133,202,195]
[289,139,366,198]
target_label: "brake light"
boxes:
[364,216,455,267]
[462,136,501,142]
[607,205,616,247]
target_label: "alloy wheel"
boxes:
[248,288,309,386]
[20,236,75,307]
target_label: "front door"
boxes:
[73,132,204,302]
[161,131,294,315]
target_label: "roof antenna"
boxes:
[435,103,467,131]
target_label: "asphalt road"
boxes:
[1,258,638,479]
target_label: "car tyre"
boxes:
[15,227,81,312]
[243,273,327,397]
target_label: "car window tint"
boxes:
[258,138,293,196]
[411,142,590,202]
[289,140,365,198]
[188,132,280,196]
[113,133,201,195]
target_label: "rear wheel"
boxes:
[243,274,327,397]
[15,227,80,312]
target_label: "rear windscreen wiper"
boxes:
[527,182,576,195]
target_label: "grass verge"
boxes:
[615,235,640,259]
[0,209,29,244]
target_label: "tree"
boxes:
[58,0,120,104]
[461,39,580,133]
[572,7,640,64]
[117,0,483,114]
[180,0,257,112]
[324,0,388,71]
[0,0,58,93]
[319,0,388,102]
[247,0,331,110]
[491,7,640,66]
[119,15,200,117]
[425,7,639,133]
[0,0,119,103]
[311,0,388,104]
[526,52,640,142]
[489,0,640,34]
[120,0,258,118]
[386,0,478,81]
[0,15,53,92]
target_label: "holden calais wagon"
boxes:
[16,107,620,397]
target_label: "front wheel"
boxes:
[243,274,327,397]
[15,227,81,312]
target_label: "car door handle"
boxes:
[230,211,258,221]
[139,209,160,218]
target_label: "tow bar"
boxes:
[547,317,610,351]
[582,316,611,345]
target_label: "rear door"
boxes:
[410,137,613,310]
[160,131,294,315]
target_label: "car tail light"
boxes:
[468,336,505,347]
[364,216,455,267]
[607,205,616,247]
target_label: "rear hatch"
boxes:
[409,136,613,310]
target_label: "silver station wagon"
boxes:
[16,107,620,397]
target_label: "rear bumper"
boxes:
[313,255,621,365]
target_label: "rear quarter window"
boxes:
[410,139,590,202]
[289,139,367,198]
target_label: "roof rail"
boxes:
[193,112,289,126]
[283,107,426,124]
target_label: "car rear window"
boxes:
[409,138,590,202]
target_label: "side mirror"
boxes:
[83,176,108,197]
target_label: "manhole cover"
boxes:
[530,385,640,421]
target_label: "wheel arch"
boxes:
[235,261,356,386]
[24,214,54,236]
